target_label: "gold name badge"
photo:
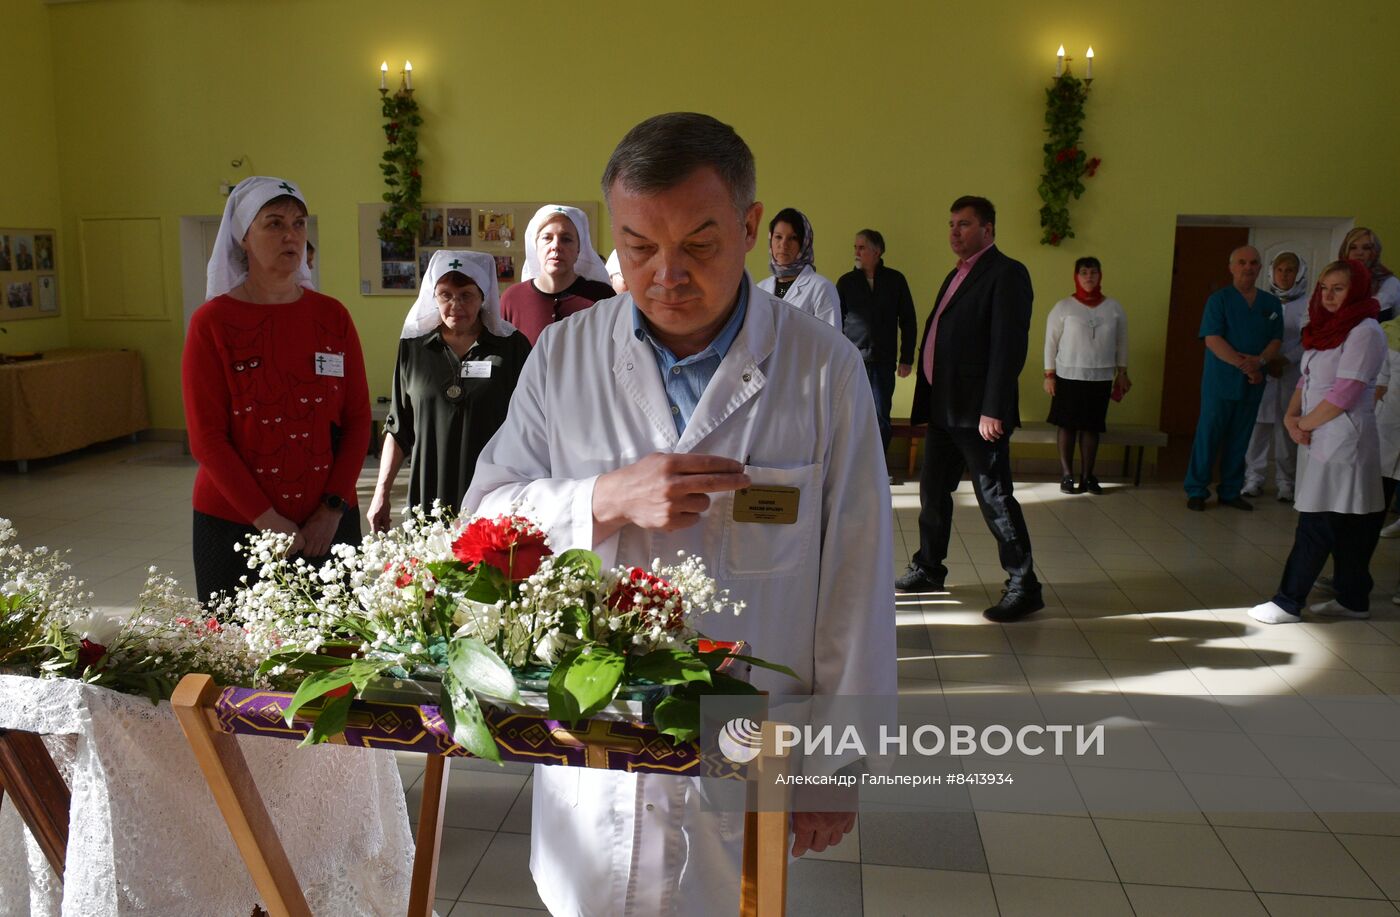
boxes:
[732,485,800,524]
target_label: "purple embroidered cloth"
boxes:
[213,686,745,779]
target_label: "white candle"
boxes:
[1056,45,1065,77]
[1085,46,1094,79]
[380,61,388,90]
[404,60,413,91]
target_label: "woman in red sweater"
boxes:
[182,177,370,604]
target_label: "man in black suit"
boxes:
[896,196,1043,622]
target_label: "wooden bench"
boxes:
[890,419,1168,486]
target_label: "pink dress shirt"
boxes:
[922,241,996,383]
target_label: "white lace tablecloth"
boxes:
[0,675,414,917]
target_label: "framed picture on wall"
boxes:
[420,208,444,247]
[0,226,60,320]
[446,208,473,246]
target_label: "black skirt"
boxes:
[1047,377,1113,433]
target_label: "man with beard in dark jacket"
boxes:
[837,229,918,455]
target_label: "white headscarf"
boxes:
[605,248,621,278]
[401,250,515,339]
[1268,250,1309,303]
[206,176,316,300]
[519,205,611,285]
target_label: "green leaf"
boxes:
[554,548,602,578]
[257,650,355,678]
[628,648,712,687]
[651,694,700,742]
[705,670,762,695]
[297,693,353,748]
[724,653,799,680]
[441,669,501,762]
[549,646,625,720]
[447,636,520,702]
[283,666,355,725]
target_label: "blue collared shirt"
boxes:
[633,281,749,435]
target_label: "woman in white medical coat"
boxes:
[756,207,840,328]
[1250,259,1387,624]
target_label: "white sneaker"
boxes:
[1310,599,1370,620]
[1249,601,1302,625]
[1381,518,1400,538]
[1277,487,1294,502]
[1241,484,1262,498]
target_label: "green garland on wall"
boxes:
[1038,72,1100,246]
[378,87,423,250]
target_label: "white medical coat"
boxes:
[463,275,896,917]
[1256,294,1308,425]
[757,264,840,329]
[1294,319,1388,514]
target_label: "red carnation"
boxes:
[451,516,552,582]
[1049,233,1062,245]
[607,567,686,632]
[1055,147,1078,164]
[385,557,421,588]
[77,639,107,672]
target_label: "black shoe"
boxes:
[1059,475,1078,494]
[895,566,945,593]
[1081,475,1104,495]
[983,589,1045,622]
[1221,496,1254,511]
[1187,497,1207,511]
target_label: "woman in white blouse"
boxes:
[1044,257,1130,494]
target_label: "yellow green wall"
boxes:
[1,0,66,351]
[28,0,1400,432]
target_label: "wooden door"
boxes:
[1159,226,1251,435]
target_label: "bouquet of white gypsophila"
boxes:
[230,503,791,755]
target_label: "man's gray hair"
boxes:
[601,112,756,215]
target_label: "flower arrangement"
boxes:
[377,84,423,253]
[1038,71,1101,246]
[1,519,263,700]
[229,506,792,758]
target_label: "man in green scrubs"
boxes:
[1184,246,1284,511]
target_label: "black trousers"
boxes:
[912,425,1038,593]
[1274,509,1384,614]
[193,509,363,606]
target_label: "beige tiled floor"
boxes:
[5,440,1400,915]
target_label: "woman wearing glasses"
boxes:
[368,250,530,531]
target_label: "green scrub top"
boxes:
[384,327,532,511]
[1198,286,1284,401]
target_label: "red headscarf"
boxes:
[1302,260,1380,352]
[1073,268,1105,306]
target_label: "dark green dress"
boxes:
[384,327,532,511]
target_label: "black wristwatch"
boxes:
[321,493,347,513]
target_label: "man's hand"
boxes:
[592,453,750,535]
[896,363,912,379]
[298,504,343,558]
[978,415,1004,442]
[791,811,856,857]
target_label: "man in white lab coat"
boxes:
[463,112,896,917]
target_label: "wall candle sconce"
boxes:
[378,60,415,96]
[1056,45,1065,77]
[1053,44,1095,84]
[1085,47,1094,81]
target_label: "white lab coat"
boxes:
[1255,294,1309,425]
[1294,319,1388,514]
[1375,347,1400,478]
[757,264,840,328]
[463,275,896,917]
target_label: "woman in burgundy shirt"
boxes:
[499,204,614,345]
[182,177,370,604]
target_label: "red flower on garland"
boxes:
[1048,233,1062,246]
[451,516,552,582]
[77,639,107,671]
[1055,146,1078,164]
[409,169,421,179]
[607,568,686,632]
[1085,157,1102,177]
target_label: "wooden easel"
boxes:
[171,674,791,917]
[0,727,70,879]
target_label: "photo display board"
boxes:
[359,201,601,297]
[0,228,59,321]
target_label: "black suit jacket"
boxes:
[910,245,1033,429]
